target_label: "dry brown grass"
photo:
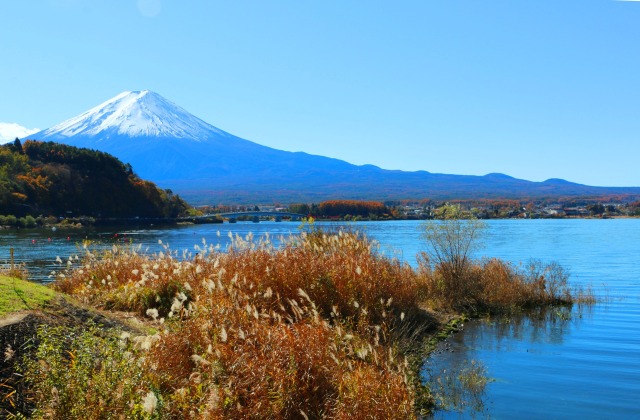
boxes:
[42,230,424,419]
[418,254,577,314]
[15,227,586,419]
[419,213,586,315]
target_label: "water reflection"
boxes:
[486,306,575,347]
[424,306,591,418]
[427,359,492,418]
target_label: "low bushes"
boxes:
[418,255,575,313]
[419,208,589,313]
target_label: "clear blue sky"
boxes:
[2,0,639,187]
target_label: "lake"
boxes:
[1,219,639,418]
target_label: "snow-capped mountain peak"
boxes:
[35,90,227,141]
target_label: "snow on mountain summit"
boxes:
[36,90,228,141]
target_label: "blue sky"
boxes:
[1,0,639,187]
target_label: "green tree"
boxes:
[24,214,37,227]
[288,203,311,215]
[433,203,475,220]
[587,204,605,216]
[13,138,24,154]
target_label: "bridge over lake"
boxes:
[212,211,306,223]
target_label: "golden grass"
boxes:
[11,228,587,419]
[40,230,424,418]
[417,253,580,314]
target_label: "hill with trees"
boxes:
[0,139,190,219]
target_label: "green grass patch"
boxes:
[0,276,56,317]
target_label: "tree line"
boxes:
[0,139,191,219]
[289,200,389,218]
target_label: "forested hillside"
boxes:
[0,139,190,218]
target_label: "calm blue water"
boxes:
[1,219,638,418]
[422,220,640,419]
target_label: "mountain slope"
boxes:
[36,90,228,141]
[28,91,640,204]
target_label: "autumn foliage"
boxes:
[0,140,190,218]
[317,200,388,218]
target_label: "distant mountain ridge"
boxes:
[28,91,640,204]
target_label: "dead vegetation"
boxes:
[1,221,589,418]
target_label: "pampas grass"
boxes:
[12,227,586,419]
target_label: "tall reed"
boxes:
[39,230,427,418]
[14,227,586,419]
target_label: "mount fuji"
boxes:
[27,91,640,204]
[36,90,228,141]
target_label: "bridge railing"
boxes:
[203,211,307,221]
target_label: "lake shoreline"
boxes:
[1,212,638,233]
[1,219,637,417]
[1,221,589,418]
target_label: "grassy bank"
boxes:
[0,275,151,417]
[0,276,56,317]
[2,223,590,419]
